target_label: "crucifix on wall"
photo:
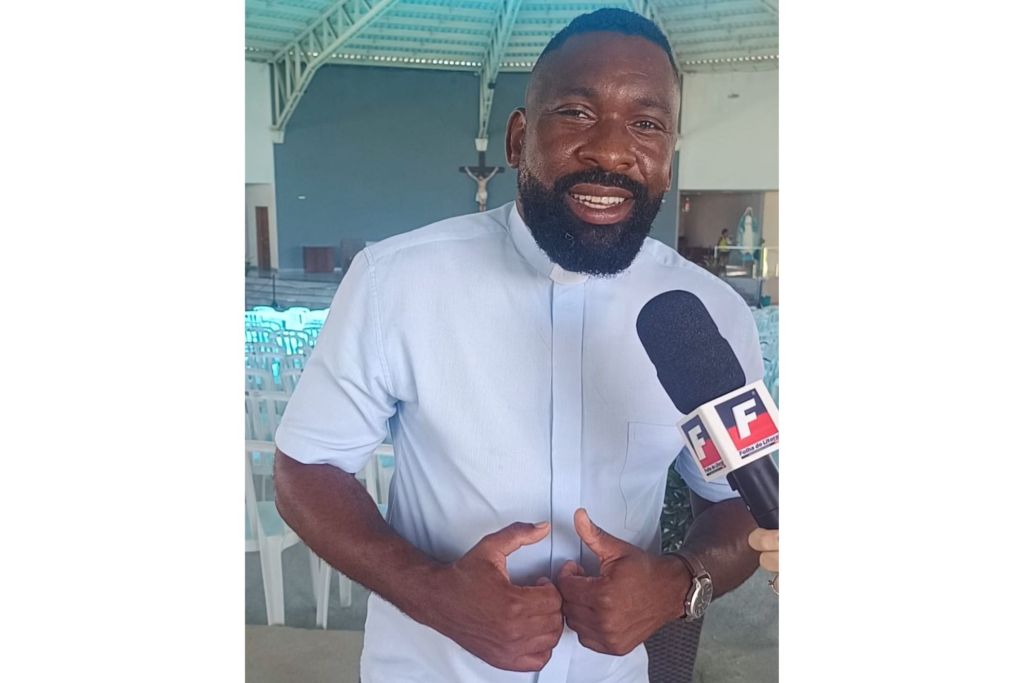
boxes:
[459,148,504,212]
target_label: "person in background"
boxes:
[716,228,731,273]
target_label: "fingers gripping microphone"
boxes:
[636,291,779,530]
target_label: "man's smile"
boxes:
[565,183,636,225]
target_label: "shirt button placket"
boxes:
[539,271,586,683]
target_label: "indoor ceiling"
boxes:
[245,0,779,73]
[245,0,778,136]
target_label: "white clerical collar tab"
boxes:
[549,265,589,285]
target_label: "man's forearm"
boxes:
[678,494,760,597]
[273,449,443,626]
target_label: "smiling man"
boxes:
[511,21,678,277]
[273,8,764,683]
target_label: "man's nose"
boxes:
[576,120,637,174]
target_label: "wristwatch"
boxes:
[672,551,713,622]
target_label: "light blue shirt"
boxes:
[276,202,763,682]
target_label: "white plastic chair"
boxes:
[282,306,311,330]
[251,307,288,330]
[245,440,323,626]
[302,321,324,345]
[372,444,395,506]
[245,325,277,345]
[247,351,305,388]
[279,367,304,395]
[246,391,290,442]
[304,309,329,326]
[247,311,282,330]
[246,336,279,355]
[245,367,278,393]
[272,329,313,357]
[254,330,310,377]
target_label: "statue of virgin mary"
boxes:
[737,207,760,265]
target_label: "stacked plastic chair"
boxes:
[302,320,324,344]
[245,441,324,626]
[246,309,327,392]
[245,367,278,394]
[245,306,337,628]
[281,306,311,330]
[272,329,313,359]
[278,367,304,395]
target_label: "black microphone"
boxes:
[636,290,779,530]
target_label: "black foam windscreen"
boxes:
[636,290,747,414]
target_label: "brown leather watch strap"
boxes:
[672,550,710,580]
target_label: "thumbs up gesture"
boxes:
[555,509,691,656]
[428,521,565,672]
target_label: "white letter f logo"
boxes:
[732,399,758,439]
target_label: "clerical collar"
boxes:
[549,265,588,285]
[506,202,590,285]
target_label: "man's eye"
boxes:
[559,109,590,119]
[634,120,661,131]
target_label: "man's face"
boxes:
[506,32,679,276]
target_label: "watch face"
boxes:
[689,577,714,618]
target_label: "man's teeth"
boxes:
[570,193,627,208]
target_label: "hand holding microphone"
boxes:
[748,528,779,595]
[637,290,780,596]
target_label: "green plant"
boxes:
[660,465,695,554]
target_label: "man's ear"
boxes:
[505,107,527,168]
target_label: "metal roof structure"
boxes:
[245,0,778,138]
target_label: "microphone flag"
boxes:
[678,379,780,482]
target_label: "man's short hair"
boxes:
[535,8,679,79]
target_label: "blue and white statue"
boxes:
[737,207,760,265]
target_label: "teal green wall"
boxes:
[274,64,678,269]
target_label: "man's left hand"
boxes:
[555,508,690,656]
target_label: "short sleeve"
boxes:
[673,304,764,503]
[674,445,737,503]
[275,251,397,473]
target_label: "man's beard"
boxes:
[517,166,664,276]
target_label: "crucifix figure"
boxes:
[459,150,504,212]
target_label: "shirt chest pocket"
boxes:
[619,422,685,532]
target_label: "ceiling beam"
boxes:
[245,16,309,33]
[247,25,304,38]
[386,7,498,21]
[477,0,525,142]
[270,0,401,139]
[674,29,778,50]
[245,4,322,23]
[658,0,765,10]
[757,0,779,19]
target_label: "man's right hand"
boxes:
[425,521,564,672]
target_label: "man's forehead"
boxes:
[528,32,679,105]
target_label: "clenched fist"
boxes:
[426,521,565,672]
[555,509,689,656]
